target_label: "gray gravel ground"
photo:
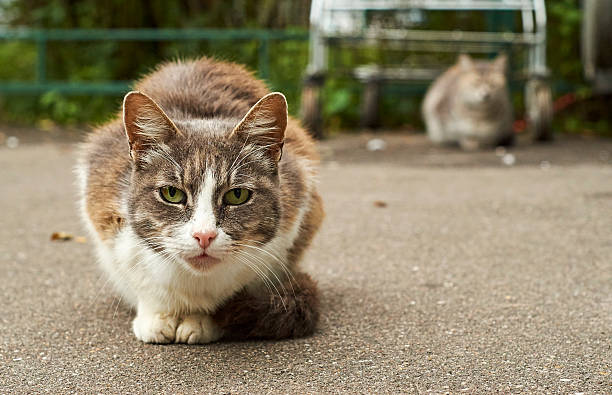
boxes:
[0,132,611,393]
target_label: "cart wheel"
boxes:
[300,74,324,139]
[525,79,553,142]
[361,77,381,129]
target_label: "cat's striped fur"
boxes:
[76,57,323,344]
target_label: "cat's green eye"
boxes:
[160,186,186,204]
[223,188,251,205]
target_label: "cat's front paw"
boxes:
[132,312,178,344]
[459,137,481,151]
[175,314,223,344]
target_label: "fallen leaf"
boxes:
[51,232,73,241]
[373,200,387,208]
[75,236,87,243]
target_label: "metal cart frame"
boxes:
[582,0,612,93]
[301,0,553,140]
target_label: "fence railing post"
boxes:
[35,31,47,83]
[0,28,308,94]
[258,33,270,81]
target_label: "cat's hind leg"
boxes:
[214,271,319,340]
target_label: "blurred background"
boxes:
[0,0,609,139]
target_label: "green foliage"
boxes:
[267,39,309,115]
[0,0,313,126]
[0,42,37,80]
[0,0,608,136]
[545,0,610,137]
[547,0,583,83]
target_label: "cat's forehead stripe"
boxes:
[191,169,217,232]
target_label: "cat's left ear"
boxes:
[232,92,287,162]
[123,91,182,161]
[492,53,508,73]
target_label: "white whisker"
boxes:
[236,241,297,297]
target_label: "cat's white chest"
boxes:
[452,116,501,138]
[104,226,257,313]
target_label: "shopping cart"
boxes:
[301,0,552,141]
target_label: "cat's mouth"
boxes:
[185,252,221,271]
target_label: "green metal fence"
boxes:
[0,28,309,94]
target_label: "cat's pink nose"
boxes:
[193,230,217,249]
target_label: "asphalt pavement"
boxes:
[0,132,611,393]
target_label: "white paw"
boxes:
[175,314,223,344]
[132,312,178,344]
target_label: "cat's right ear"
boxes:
[122,91,182,161]
[458,54,474,70]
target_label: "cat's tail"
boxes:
[213,272,320,340]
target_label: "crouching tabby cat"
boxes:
[76,57,324,344]
[422,53,514,150]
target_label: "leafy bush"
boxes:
[0,0,608,136]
